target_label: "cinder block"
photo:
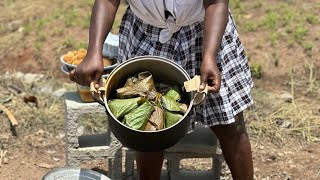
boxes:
[64,92,123,180]
[124,125,224,180]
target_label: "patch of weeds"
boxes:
[36,31,47,42]
[34,41,44,51]
[4,0,14,6]
[63,37,75,48]
[34,41,44,60]
[231,0,245,14]
[252,0,263,8]
[261,11,279,30]
[286,38,295,48]
[282,8,296,26]
[75,41,88,50]
[244,21,257,32]
[78,0,94,8]
[79,12,91,29]
[64,10,78,27]
[49,9,63,21]
[23,23,32,35]
[304,61,317,92]
[302,42,313,53]
[36,18,46,29]
[52,27,64,37]
[269,31,279,47]
[250,64,263,79]
[306,14,319,24]
[292,25,309,42]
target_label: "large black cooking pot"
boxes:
[92,56,198,152]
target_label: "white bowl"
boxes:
[60,55,118,71]
[61,64,109,78]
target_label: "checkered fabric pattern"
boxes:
[118,8,253,129]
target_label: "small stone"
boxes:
[55,133,65,140]
[3,157,9,164]
[38,163,54,169]
[277,152,284,157]
[23,73,45,84]
[36,129,44,136]
[77,126,85,136]
[280,93,293,103]
[52,156,60,162]
[52,88,67,98]
[258,146,265,150]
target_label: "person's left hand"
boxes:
[199,57,221,93]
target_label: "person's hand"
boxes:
[199,57,221,93]
[69,52,104,88]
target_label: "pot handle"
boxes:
[183,75,208,106]
[90,82,106,107]
[190,91,207,106]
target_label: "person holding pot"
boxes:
[70,0,254,179]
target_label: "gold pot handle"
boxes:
[90,81,107,107]
[183,75,208,106]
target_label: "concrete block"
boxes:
[64,92,123,180]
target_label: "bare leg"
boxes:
[210,112,253,180]
[136,151,164,180]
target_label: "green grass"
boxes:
[260,11,279,30]
[75,41,88,50]
[63,37,76,48]
[250,64,263,79]
[306,14,319,24]
[244,21,257,32]
[302,42,313,52]
[292,25,309,42]
[36,18,47,29]
[79,12,91,29]
[64,9,78,27]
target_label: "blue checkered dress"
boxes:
[117,8,253,129]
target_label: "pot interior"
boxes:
[105,56,194,131]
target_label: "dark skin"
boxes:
[70,0,253,179]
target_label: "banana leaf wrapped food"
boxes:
[107,71,189,131]
[108,97,142,119]
[123,101,155,130]
[161,89,188,114]
[160,89,188,128]
[116,71,157,100]
[144,106,165,131]
[165,111,183,128]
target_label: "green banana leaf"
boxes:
[161,95,181,112]
[165,111,183,128]
[161,89,187,113]
[124,101,155,130]
[165,89,181,101]
[108,97,142,119]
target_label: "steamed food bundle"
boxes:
[108,71,188,131]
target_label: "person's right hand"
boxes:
[69,52,104,87]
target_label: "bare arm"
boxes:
[87,0,120,55]
[200,0,229,92]
[70,0,120,86]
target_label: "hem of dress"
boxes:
[187,93,254,134]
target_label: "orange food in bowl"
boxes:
[63,48,87,65]
[63,49,114,67]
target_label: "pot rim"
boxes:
[105,55,194,133]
